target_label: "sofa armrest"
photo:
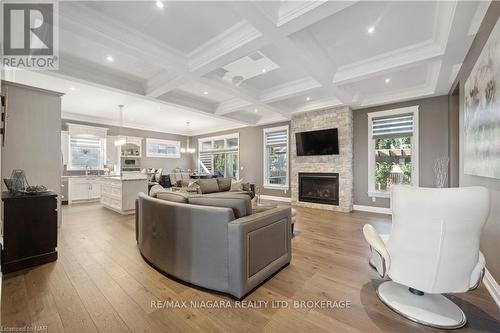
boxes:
[227,207,292,298]
[363,224,390,278]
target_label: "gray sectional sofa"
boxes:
[135,191,292,299]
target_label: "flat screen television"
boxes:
[295,128,339,156]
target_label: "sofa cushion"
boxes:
[230,179,243,191]
[188,195,251,218]
[156,191,189,203]
[217,178,232,192]
[149,184,167,197]
[197,178,220,194]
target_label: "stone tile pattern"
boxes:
[291,107,353,212]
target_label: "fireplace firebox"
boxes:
[298,173,339,205]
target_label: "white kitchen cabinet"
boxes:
[89,181,102,199]
[100,176,147,214]
[68,177,101,204]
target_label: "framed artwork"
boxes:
[464,18,500,179]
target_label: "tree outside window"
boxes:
[375,137,412,191]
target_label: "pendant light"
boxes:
[114,104,126,146]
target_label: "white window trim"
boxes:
[146,138,181,158]
[198,132,240,152]
[367,106,419,198]
[263,125,289,190]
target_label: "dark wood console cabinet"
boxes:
[1,191,58,273]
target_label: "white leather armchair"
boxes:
[363,185,490,329]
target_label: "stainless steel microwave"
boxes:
[121,157,141,168]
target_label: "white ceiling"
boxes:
[3,0,490,135]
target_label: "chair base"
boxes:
[376,281,466,329]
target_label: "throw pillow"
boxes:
[149,184,166,197]
[187,181,201,194]
[217,178,232,192]
[197,178,220,194]
[230,179,243,191]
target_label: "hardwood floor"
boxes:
[1,203,499,332]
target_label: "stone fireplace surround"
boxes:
[291,107,353,212]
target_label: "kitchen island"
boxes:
[100,174,148,214]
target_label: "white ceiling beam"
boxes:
[290,96,343,114]
[277,1,359,35]
[215,98,253,115]
[56,53,146,95]
[146,1,359,105]
[332,41,443,85]
[188,21,263,72]
[199,76,290,119]
[145,26,271,97]
[332,1,457,86]
[158,90,216,115]
[260,76,321,103]
[230,2,354,105]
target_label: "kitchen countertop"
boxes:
[62,174,148,181]
[102,175,148,181]
[62,175,107,178]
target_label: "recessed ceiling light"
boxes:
[367,26,375,34]
[254,108,258,113]
[262,68,267,73]
[306,97,310,101]
[203,91,208,95]
[156,1,164,9]
[69,86,76,91]
[106,55,114,62]
[385,78,391,83]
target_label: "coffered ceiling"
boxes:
[4,1,490,135]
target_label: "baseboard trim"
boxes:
[259,195,292,203]
[353,205,392,215]
[484,268,500,309]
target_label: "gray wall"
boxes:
[2,81,62,222]
[449,2,500,281]
[191,122,291,198]
[61,119,192,173]
[353,95,449,208]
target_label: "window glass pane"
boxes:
[213,154,226,177]
[71,146,100,168]
[146,140,179,157]
[374,136,412,191]
[70,136,103,169]
[226,138,238,149]
[214,140,224,149]
[267,145,287,185]
[225,152,238,178]
[201,141,212,151]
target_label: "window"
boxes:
[198,133,239,178]
[368,106,419,198]
[264,126,289,189]
[146,138,180,158]
[69,136,106,170]
[67,123,107,170]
